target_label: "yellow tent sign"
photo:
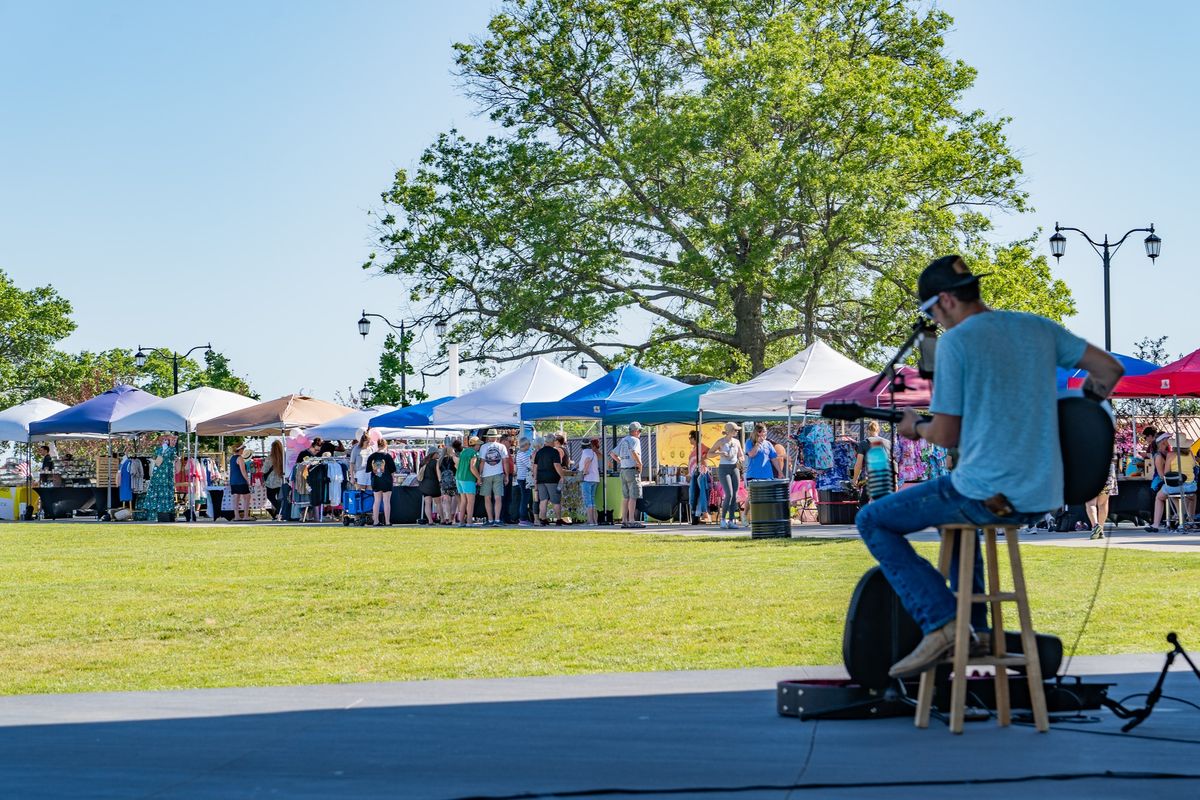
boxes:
[656,423,726,467]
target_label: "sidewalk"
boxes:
[1,656,1197,799]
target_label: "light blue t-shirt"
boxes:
[930,310,1087,513]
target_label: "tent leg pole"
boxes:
[106,436,112,520]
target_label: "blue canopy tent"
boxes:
[369,396,455,429]
[521,365,687,518]
[28,384,161,518]
[1056,352,1158,390]
[520,365,687,421]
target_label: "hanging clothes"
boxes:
[817,439,856,491]
[129,458,146,494]
[139,443,178,515]
[896,437,928,483]
[328,461,344,506]
[795,423,834,471]
[119,457,134,503]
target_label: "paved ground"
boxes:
[17,517,1200,553]
[1,655,1198,799]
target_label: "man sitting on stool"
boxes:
[856,254,1124,679]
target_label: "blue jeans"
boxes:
[513,481,532,522]
[689,472,710,517]
[581,480,598,509]
[855,475,1037,635]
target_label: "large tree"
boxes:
[367,0,1073,379]
[0,269,75,403]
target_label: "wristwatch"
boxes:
[914,419,930,439]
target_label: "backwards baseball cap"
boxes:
[917,255,990,303]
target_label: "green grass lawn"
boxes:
[0,524,1195,696]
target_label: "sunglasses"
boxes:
[918,295,940,321]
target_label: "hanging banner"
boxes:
[656,422,725,466]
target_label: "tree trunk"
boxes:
[732,283,767,375]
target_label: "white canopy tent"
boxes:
[699,339,873,416]
[0,398,71,442]
[699,339,873,471]
[110,387,259,434]
[305,407,461,441]
[431,357,588,428]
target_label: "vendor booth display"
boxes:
[28,384,161,518]
[432,357,586,428]
[110,387,260,521]
[0,397,72,519]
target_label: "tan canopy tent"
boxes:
[194,394,356,437]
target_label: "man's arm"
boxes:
[1077,344,1125,400]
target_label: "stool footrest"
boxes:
[969,592,1019,602]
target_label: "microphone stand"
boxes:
[1102,632,1200,732]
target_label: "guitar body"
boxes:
[1057,396,1115,505]
[821,397,1114,507]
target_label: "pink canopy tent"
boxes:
[1099,347,1200,398]
[807,366,932,409]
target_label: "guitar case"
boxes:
[777,568,1068,720]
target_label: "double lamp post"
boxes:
[1049,223,1161,352]
[134,343,212,395]
[357,311,459,407]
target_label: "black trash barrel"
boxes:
[748,479,791,539]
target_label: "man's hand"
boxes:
[898,408,923,441]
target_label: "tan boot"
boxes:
[888,620,961,678]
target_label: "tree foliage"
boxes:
[362,333,428,407]
[0,269,75,404]
[366,0,1074,379]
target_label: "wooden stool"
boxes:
[914,524,1050,734]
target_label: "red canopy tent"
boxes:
[807,366,932,409]
[1104,347,1200,398]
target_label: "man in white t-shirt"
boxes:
[476,429,510,526]
[609,422,644,528]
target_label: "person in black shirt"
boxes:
[533,434,565,525]
[366,439,397,526]
[38,445,53,473]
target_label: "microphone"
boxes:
[916,323,938,379]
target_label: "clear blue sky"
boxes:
[1,0,1196,402]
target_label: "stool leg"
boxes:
[949,528,975,734]
[985,528,1011,726]
[915,529,952,728]
[1006,532,1050,732]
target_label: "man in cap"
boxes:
[476,428,511,527]
[856,254,1124,679]
[610,421,644,528]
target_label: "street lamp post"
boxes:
[359,311,459,404]
[357,311,413,406]
[134,344,213,395]
[1049,223,1161,352]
